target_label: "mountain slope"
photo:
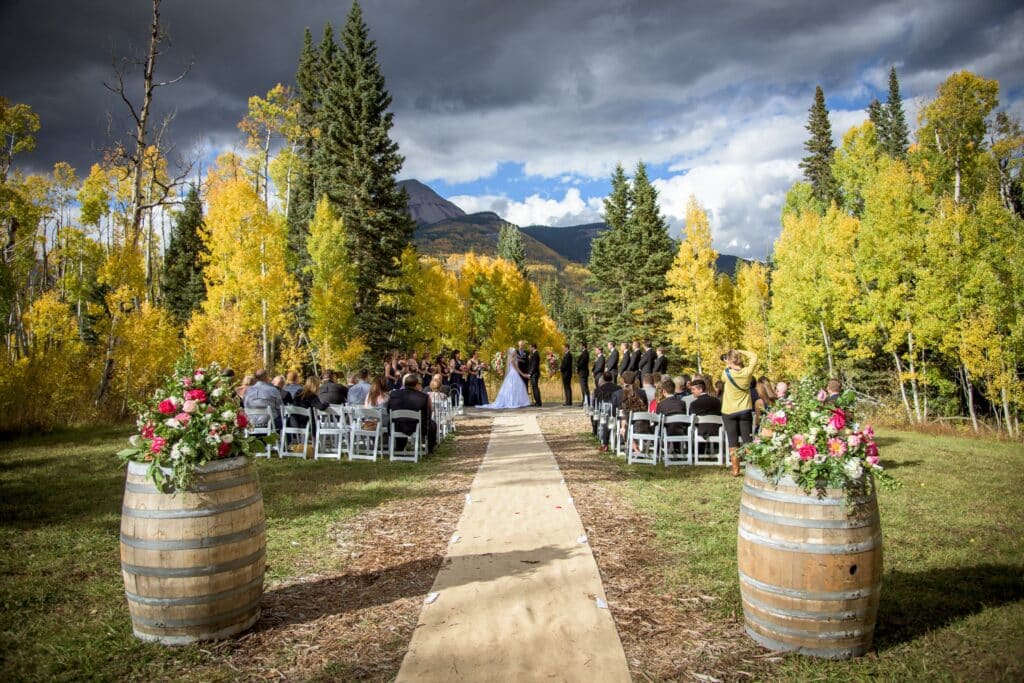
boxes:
[520,223,608,263]
[398,178,466,225]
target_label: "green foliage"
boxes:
[799,85,839,208]
[496,221,527,276]
[160,186,207,325]
[883,66,910,159]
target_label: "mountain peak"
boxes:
[398,179,466,226]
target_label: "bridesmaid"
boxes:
[466,350,487,406]
[449,350,466,402]
[384,351,399,391]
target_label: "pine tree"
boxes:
[496,221,527,276]
[160,185,207,324]
[867,98,889,151]
[287,28,320,279]
[587,162,631,335]
[799,86,839,208]
[625,161,675,338]
[884,66,909,159]
[314,1,415,358]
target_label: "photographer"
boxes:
[720,349,758,476]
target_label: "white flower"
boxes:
[221,410,236,421]
[171,396,183,407]
[128,435,142,448]
[170,443,182,460]
[809,427,820,440]
[205,434,221,446]
[178,444,194,457]
[221,434,234,444]
[772,433,785,446]
[165,418,181,429]
[194,373,205,382]
[824,424,837,435]
[813,452,826,464]
[785,454,801,468]
[844,460,863,479]
[212,387,224,398]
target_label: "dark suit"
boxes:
[638,348,656,376]
[653,354,668,375]
[656,395,688,452]
[627,349,641,373]
[688,394,723,437]
[318,380,348,405]
[528,350,542,406]
[592,353,605,379]
[560,351,573,405]
[606,348,619,382]
[576,349,590,405]
[387,387,437,453]
[516,349,529,387]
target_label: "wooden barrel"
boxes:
[120,456,265,645]
[737,465,882,659]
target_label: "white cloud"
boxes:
[448,187,604,227]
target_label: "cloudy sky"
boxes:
[3,0,1022,257]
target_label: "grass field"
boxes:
[0,425,465,682]
[584,426,1024,680]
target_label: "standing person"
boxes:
[638,339,656,376]
[591,344,605,384]
[576,341,591,407]
[653,347,668,375]
[606,341,620,384]
[528,343,543,407]
[720,349,758,476]
[449,350,466,404]
[560,343,574,406]
[384,352,399,391]
[628,340,642,373]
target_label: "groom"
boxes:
[528,343,542,407]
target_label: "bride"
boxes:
[479,348,531,410]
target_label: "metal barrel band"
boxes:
[738,526,882,555]
[738,570,881,601]
[124,575,264,607]
[739,503,877,529]
[744,625,866,660]
[121,548,265,578]
[741,592,872,622]
[744,607,867,640]
[124,475,255,495]
[120,521,266,550]
[121,492,263,519]
[742,483,847,506]
[128,598,260,629]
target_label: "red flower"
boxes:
[865,441,879,458]
[218,441,231,457]
[828,408,846,431]
[184,389,208,403]
[140,422,155,439]
[798,444,818,461]
[236,412,248,429]
[151,437,167,454]
[158,398,176,415]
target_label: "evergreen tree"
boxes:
[160,185,207,324]
[867,97,888,150]
[314,1,415,358]
[625,162,675,338]
[287,28,321,282]
[496,221,527,276]
[587,162,631,334]
[799,86,839,208]
[884,66,910,159]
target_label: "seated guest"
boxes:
[243,369,283,429]
[291,376,327,429]
[283,371,303,401]
[824,378,842,403]
[641,373,656,404]
[432,372,452,397]
[714,380,725,398]
[236,374,255,402]
[272,375,292,404]
[594,371,623,451]
[365,375,390,407]
[673,374,690,398]
[688,379,723,438]
[656,378,687,452]
[318,370,348,405]
[754,377,777,429]
[427,375,448,409]
[620,382,651,451]
[387,373,437,454]
[347,368,372,407]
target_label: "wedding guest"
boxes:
[365,375,390,407]
[318,370,348,405]
[688,378,723,439]
[824,378,843,404]
[620,382,651,450]
[720,349,758,476]
[595,371,622,451]
[427,375,448,409]
[387,373,437,454]
[291,376,327,430]
[656,378,687,452]
[714,380,725,398]
[754,377,777,429]
[272,375,291,404]
[236,374,255,402]
[244,369,283,429]
[674,374,690,398]
[348,369,372,407]
[283,371,303,401]
[641,373,657,404]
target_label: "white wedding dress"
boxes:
[480,349,532,410]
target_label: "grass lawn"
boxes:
[590,427,1024,680]
[0,424,465,682]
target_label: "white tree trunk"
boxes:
[893,352,913,423]
[820,317,834,378]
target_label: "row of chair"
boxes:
[588,401,730,466]
[244,397,457,463]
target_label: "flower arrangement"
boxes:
[117,354,269,492]
[740,379,899,500]
[491,351,505,375]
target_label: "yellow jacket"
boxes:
[720,350,758,415]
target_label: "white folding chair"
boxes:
[244,406,277,458]
[446,395,457,432]
[662,414,694,466]
[451,386,464,415]
[348,406,384,461]
[626,412,662,465]
[388,409,422,463]
[693,414,728,466]
[280,406,311,458]
[434,398,452,440]
[313,406,345,460]
[613,409,627,457]
[594,401,609,440]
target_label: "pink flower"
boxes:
[770,411,788,426]
[865,441,879,459]
[817,389,828,401]
[827,437,847,457]
[184,389,208,402]
[847,433,862,449]
[151,436,167,454]
[864,425,875,439]
[866,454,880,466]
[217,441,231,457]
[175,412,191,425]
[182,400,199,414]
[158,399,176,415]
[182,377,193,388]
[798,444,818,461]
[236,412,248,429]
[791,434,807,449]
[140,422,155,439]
[828,408,846,431]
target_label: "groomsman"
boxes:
[560,343,573,406]
[528,343,542,406]
[591,344,605,383]
[606,341,619,383]
[576,341,591,406]
[638,339,656,376]
[627,341,641,373]
[653,346,668,375]
[619,342,632,377]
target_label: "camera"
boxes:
[720,352,729,362]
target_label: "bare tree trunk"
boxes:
[893,351,913,423]
[125,0,161,249]
[1001,373,1015,438]
[907,331,922,423]
[961,363,979,432]
[819,317,834,378]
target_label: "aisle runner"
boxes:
[397,411,630,682]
